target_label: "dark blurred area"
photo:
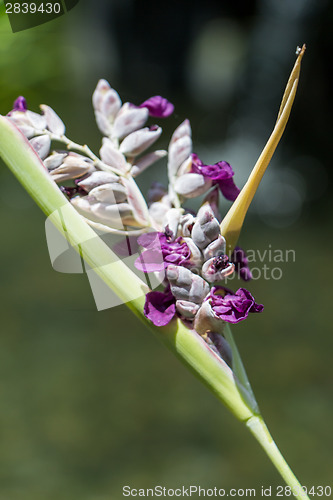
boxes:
[0,0,332,498]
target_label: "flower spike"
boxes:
[220,45,306,252]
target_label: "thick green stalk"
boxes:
[0,115,310,499]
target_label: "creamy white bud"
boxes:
[26,110,47,130]
[131,150,167,177]
[77,170,119,192]
[100,89,122,120]
[95,111,112,136]
[174,173,212,198]
[194,300,224,335]
[148,202,170,228]
[91,201,138,228]
[8,113,35,138]
[100,137,128,172]
[16,124,35,139]
[112,104,149,139]
[121,176,150,226]
[203,235,226,260]
[29,134,51,160]
[176,300,200,319]
[40,105,65,136]
[89,182,127,203]
[183,237,202,268]
[44,152,67,171]
[166,265,210,304]
[71,195,97,218]
[169,119,191,145]
[179,213,195,237]
[119,126,162,156]
[168,136,192,177]
[92,80,121,121]
[162,208,182,240]
[191,204,220,249]
[177,156,192,177]
[50,153,94,182]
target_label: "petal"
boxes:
[135,249,165,272]
[144,290,176,326]
[12,96,27,112]
[218,178,240,202]
[140,96,174,118]
[137,231,163,249]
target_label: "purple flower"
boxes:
[139,96,174,118]
[144,287,176,326]
[13,96,27,112]
[7,96,27,116]
[208,286,263,324]
[135,232,191,273]
[231,246,253,281]
[191,153,240,202]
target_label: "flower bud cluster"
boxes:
[7,84,262,361]
[136,201,262,356]
[7,84,174,233]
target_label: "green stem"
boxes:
[247,416,310,500]
[0,116,310,499]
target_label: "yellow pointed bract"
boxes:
[220,45,306,253]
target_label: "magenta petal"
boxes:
[13,96,27,112]
[139,96,174,118]
[217,178,240,201]
[134,249,165,272]
[144,290,176,326]
[137,231,164,249]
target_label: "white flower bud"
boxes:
[119,126,162,156]
[50,152,94,182]
[8,113,35,138]
[148,202,170,228]
[177,155,192,177]
[100,137,128,172]
[91,201,138,228]
[194,300,224,335]
[121,176,150,226]
[191,204,220,249]
[40,105,65,136]
[176,300,200,319]
[203,235,226,260]
[44,152,67,171]
[89,182,127,204]
[92,80,121,121]
[166,265,209,304]
[179,213,195,237]
[170,119,191,145]
[29,134,51,160]
[130,150,167,177]
[95,111,112,136]
[183,237,202,268]
[168,136,192,177]
[26,110,47,130]
[162,208,182,240]
[174,173,212,198]
[112,104,149,139]
[77,170,119,192]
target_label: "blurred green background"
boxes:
[0,1,332,499]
